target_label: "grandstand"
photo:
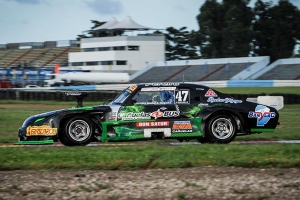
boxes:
[130,58,262,83]
[256,64,300,80]
[130,63,254,83]
[248,58,300,80]
[0,40,80,68]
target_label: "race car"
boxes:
[17,82,283,146]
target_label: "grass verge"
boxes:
[0,144,300,170]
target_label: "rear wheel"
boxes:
[61,116,94,146]
[205,115,237,144]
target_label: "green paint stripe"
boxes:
[68,107,93,110]
[251,128,275,132]
[171,132,202,137]
[128,135,145,139]
[15,140,54,145]
[34,118,45,123]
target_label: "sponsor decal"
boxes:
[141,87,176,91]
[145,83,180,86]
[136,121,170,127]
[150,108,180,119]
[128,85,138,93]
[175,90,190,104]
[172,121,192,132]
[205,89,218,97]
[65,92,82,96]
[119,112,151,120]
[207,97,243,104]
[198,103,208,107]
[109,112,117,120]
[26,125,57,136]
[248,105,276,126]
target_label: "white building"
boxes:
[68,17,165,74]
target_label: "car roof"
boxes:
[135,82,210,90]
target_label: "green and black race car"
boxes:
[18,82,282,146]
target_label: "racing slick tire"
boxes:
[62,116,94,146]
[205,114,237,144]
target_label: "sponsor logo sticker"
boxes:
[119,112,151,120]
[141,87,176,91]
[172,121,192,132]
[207,97,243,104]
[136,121,170,127]
[150,108,180,119]
[128,85,138,93]
[248,105,276,126]
[145,83,180,86]
[26,125,57,136]
[205,89,218,97]
[65,92,82,96]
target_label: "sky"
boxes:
[0,0,300,44]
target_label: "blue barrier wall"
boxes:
[227,80,274,87]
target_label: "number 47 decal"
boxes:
[175,90,190,104]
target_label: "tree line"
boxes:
[78,0,300,63]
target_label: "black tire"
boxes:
[62,116,94,146]
[58,133,75,146]
[205,114,237,144]
[197,137,210,144]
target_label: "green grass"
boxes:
[0,144,299,170]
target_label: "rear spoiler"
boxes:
[246,96,284,110]
[64,92,88,107]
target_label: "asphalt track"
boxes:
[0,140,300,148]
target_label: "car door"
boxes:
[117,86,179,139]
[173,87,207,137]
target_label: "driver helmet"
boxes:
[159,90,174,103]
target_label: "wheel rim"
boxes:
[68,120,91,142]
[211,118,234,140]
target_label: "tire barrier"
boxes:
[0,90,300,104]
[0,90,119,102]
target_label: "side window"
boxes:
[190,89,205,104]
[178,87,205,104]
[130,88,175,105]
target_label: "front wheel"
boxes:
[61,116,94,146]
[205,115,237,144]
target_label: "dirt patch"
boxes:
[0,167,299,200]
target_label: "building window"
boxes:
[128,46,139,51]
[86,62,99,66]
[82,48,96,52]
[98,47,110,51]
[101,61,113,65]
[71,62,84,66]
[113,46,125,51]
[116,60,127,65]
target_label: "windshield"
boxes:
[111,91,130,104]
[111,85,138,104]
